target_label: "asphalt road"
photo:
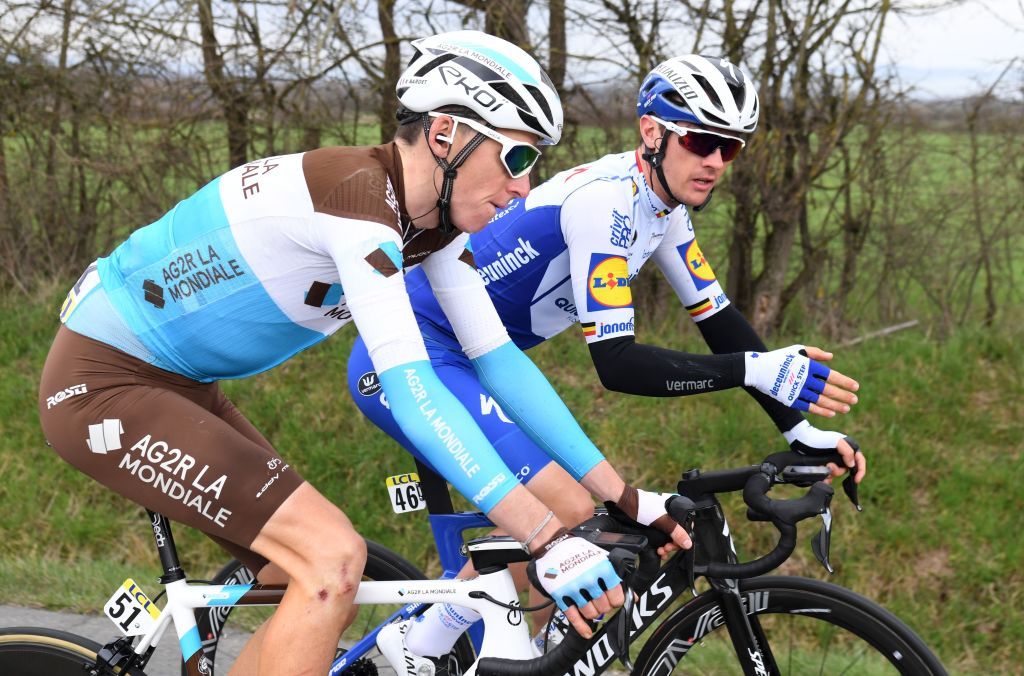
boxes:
[0,605,250,675]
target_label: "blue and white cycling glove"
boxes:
[531,531,621,612]
[744,345,830,411]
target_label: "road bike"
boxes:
[0,450,948,675]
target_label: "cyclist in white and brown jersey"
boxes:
[39,31,690,675]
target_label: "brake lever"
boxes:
[842,473,862,511]
[609,551,637,672]
[810,507,834,573]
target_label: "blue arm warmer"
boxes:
[471,342,605,481]
[378,361,517,513]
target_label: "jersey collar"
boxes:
[633,150,672,218]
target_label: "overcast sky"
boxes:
[883,0,1022,98]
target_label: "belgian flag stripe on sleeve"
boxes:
[582,321,596,337]
[685,298,713,317]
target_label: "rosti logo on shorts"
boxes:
[680,239,716,291]
[587,253,631,312]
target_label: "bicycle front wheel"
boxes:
[633,576,946,675]
[0,626,146,675]
[191,539,476,675]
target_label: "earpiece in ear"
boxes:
[436,134,453,144]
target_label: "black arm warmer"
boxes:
[695,305,804,433]
[587,336,744,397]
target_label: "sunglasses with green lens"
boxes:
[428,112,542,179]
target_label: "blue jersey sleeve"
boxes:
[471,342,605,481]
[377,361,517,511]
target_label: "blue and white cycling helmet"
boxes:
[637,54,758,134]
[397,30,563,145]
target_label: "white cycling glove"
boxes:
[784,420,846,454]
[744,345,830,411]
[532,531,622,611]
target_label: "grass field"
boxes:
[0,281,1021,672]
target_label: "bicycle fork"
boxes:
[692,503,779,676]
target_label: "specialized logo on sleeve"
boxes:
[679,239,716,291]
[587,254,632,312]
[365,241,403,277]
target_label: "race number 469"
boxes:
[385,473,425,514]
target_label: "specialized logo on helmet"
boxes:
[680,239,716,291]
[587,253,632,311]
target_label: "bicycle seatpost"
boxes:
[146,510,185,583]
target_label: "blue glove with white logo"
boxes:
[529,531,621,612]
[744,345,830,411]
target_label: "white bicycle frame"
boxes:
[111,564,532,676]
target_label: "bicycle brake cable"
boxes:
[467,590,553,612]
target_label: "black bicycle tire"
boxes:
[0,626,146,675]
[189,539,476,675]
[632,576,947,676]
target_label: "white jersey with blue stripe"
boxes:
[410,150,731,348]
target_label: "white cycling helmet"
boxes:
[397,30,562,145]
[637,54,758,134]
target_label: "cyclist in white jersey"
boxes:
[351,54,865,662]
[40,32,692,676]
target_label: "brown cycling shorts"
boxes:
[38,326,305,574]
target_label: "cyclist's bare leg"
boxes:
[453,463,594,633]
[231,481,366,676]
[225,563,286,676]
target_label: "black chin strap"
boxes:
[422,116,487,235]
[641,131,715,212]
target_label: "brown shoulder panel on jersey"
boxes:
[458,246,476,269]
[402,229,462,268]
[302,144,407,234]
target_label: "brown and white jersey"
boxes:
[64,143,505,382]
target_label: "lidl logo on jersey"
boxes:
[587,253,632,311]
[679,239,716,291]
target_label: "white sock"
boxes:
[405,603,482,658]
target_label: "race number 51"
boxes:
[386,473,425,514]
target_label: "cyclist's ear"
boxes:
[427,115,456,158]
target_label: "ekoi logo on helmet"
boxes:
[587,253,632,311]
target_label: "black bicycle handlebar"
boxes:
[477,450,857,676]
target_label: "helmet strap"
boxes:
[421,116,487,235]
[640,135,685,208]
[693,188,714,211]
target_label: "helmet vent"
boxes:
[663,90,689,109]
[692,74,723,110]
[415,53,458,77]
[517,109,546,137]
[489,81,530,112]
[702,110,728,126]
[729,82,746,109]
[524,84,554,124]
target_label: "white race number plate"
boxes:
[104,578,161,636]
[385,473,425,514]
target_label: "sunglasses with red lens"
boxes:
[649,115,746,162]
